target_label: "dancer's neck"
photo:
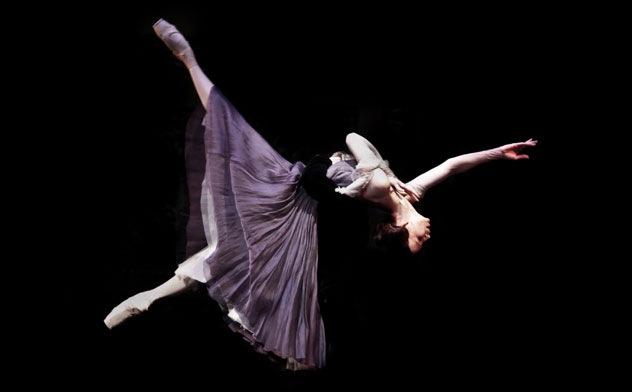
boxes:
[391,195,415,226]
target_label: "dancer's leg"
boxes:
[104,274,196,329]
[153,19,214,108]
[187,65,213,109]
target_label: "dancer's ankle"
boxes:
[182,51,199,70]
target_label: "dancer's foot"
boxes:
[153,18,197,68]
[104,291,154,329]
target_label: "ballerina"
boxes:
[104,18,537,370]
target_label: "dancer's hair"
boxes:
[370,209,413,257]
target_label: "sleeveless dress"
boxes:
[173,87,360,370]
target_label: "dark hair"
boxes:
[373,221,413,257]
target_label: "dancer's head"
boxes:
[373,210,431,255]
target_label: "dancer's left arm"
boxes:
[405,139,538,202]
[345,133,418,200]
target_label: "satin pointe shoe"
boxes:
[104,291,153,329]
[152,18,195,63]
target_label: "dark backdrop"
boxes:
[48,4,591,390]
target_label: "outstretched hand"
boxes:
[499,138,538,160]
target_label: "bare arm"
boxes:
[344,132,423,202]
[345,133,408,199]
[405,139,538,202]
[345,133,387,171]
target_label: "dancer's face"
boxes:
[406,213,431,254]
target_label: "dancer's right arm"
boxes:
[404,139,538,202]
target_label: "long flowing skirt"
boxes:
[175,87,325,369]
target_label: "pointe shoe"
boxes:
[152,18,195,64]
[104,291,153,329]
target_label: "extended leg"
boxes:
[104,274,196,329]
[153,19,214,108]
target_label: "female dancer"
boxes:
[104,19,537,370]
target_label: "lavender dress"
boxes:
[173,87,355,370]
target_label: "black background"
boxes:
[41,3,604,389]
